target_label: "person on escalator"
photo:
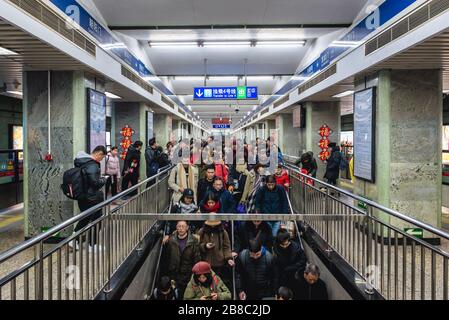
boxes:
[274,164,290,191]
[235,239,279,300]
[292,264,329,300]
[197,192,235,290]
[234,220,273,253]
[161,220,201,298]
[167,188,200,234]
[273,230,307,287]
[254,175,290,237]
[151,276,180,300]
[184,261,232,300]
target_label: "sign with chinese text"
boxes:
[194,87,258,100]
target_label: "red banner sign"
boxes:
[212,118,230,125]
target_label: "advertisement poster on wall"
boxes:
[87,89,107,153]
[146,111,154,145]
[354,87,376,183]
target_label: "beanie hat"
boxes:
[192,261,212,275]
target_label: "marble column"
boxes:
[23,71,94,237]
[304,101,341,179]
[276,113,304,158]
[354,70,443,231]
[114,102,151,181]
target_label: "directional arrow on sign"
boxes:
[195,90,203,98]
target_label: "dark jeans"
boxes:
[75,198,103,245]
[105,175,118,198]
[122,172,139,197]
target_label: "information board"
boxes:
[354,87,376,182]
[87,88,106,152]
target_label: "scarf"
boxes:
[202,201,221,214]
[178,202,198,214]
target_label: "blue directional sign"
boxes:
[212,124,231,129]
[194,86,258,100]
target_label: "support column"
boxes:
[304,101,341,179]
[276,113,303,158]
[24,71,93,237]
[153,114,173,145]
[354,70,442,230]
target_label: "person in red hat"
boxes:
[183,261,232,300]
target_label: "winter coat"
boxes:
[235,248,279,300]
[151,287,180,300]
[164,231,201,288]
[235,221,273,253]
[168,163,199,203]
[298,152,318,177]
[254,185,290,214]
[214,163,229,184]
[209,188,236,213]
[293,277,329,300]
[275,170,290,189]
[145,146,161,177]
[183,271,232,300]
[74,151,106,203]
[197,221,233,268]
[122,145,141,176]
[273,241,307,287]
[197,178,215,205]
[105,153,121,178]
[324,147,342,181]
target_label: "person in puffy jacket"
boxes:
[273,230,307,287]
[73,146,107,245]
[235,239,279,300]
[121,141,143,197]
[145,137,161,188]
[105,146,121,198]
[234,220,273,253]
[161,221,201,297]
[293,264,329,300]
[274,164,290,190]
[184,261,231,300]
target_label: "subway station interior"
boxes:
[1,0,449,302]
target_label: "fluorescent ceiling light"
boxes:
[101,43,127,50]
[203,41,251,47]
[292,75,311,82]
[0,47,18,55]
[208,76,238,81]
[175,76,204,81]
[246,76,275,81]
[329,41,361,48]
[149,42,198,47]
[6,91,22,96]
[332,90,354,98]
[257,40,306,46]
[105,91,122,99]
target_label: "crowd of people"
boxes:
[64,135,348,299]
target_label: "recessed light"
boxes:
[149,41,198,47]
[332,90,354,98]
[105,91,122,99]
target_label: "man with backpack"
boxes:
[62,146,107,248]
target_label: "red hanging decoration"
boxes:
[317,124,333,162]
[120,125,135,160]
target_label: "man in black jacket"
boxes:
[273,230,307,287]
[235,239,279,300]
[161,221,201,297]
[196,164,215,204]
[73,146,107,245]
[293,264,329,300]
[145,137,161,188]
[324,143,342,186]
[121,141,143,197]
[234,220,273,253]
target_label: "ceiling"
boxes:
[92,0,367,27]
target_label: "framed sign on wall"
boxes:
[353,87,376,183]
[87,88,107,152]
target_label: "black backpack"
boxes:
[61,163,88,200]
[158,152,170,168]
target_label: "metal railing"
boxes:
[0,165,173,300]
[283,158,449,300]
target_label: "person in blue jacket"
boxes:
[254,175,290,236]
[200,177,236,214]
